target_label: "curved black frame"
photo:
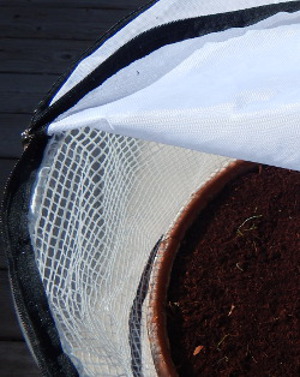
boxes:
[1,2,159,375]
[1,1,300,375]
[29,0,300,136]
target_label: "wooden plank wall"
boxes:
[0,0,148,375]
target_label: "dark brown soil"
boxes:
[167,165,300,377]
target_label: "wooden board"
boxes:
[1,92,44,115]
[0,341,41,376]
[0,115,30,158]
[0,159,18,203]
[0,271,24,340]
[0,73,59,115]
[2,92,45,115]
[0,7,134,41]
[0,1,150,375]
[1,73,58,94]
[0,159,19,267]
[0,38,90,75]
[0,0,146,10]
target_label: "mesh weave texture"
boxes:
[29,127,232,376]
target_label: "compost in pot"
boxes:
[150,162,300,377]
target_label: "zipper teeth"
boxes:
[4,251,49,376]
[0,142,49,376]
[9,275,42,369]
[1,2,160,374]
[4,224,49,375]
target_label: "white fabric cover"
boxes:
[49,11,300,170]
[30,1,300,376]
[51,0,300,104]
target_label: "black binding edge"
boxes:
[1,2,159,376]
[1,136,80,377]
[29,0,300,137]
[26,0,159,140]
[2,1,300,376]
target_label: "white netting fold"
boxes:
[29,127,232,376]
[25,1,300,375]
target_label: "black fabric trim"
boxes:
[30,0,300,136]
[2,2,300,376]
[0,3,162,375]
[1,136,79,377]
[28,0,159,130]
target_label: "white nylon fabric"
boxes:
[51,10,300,122]
[51,0,299,104]
[29,127,232,376]
[49,19,300,170]
[28,1,300,376]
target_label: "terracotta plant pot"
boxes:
[147,160,299,377]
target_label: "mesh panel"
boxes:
[29,127,232,376]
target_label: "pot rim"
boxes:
[147,159,258,377]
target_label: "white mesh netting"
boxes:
[24,1,300,375]
[29,127,232,376]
